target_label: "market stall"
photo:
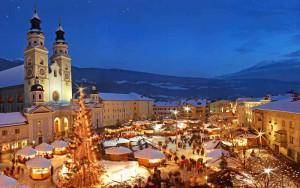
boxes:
[35,143,53,158]
[26,156,52,180]
[0,174,17,188]
[134,148,165,167]
[51,140,69,155]
[105,146,132,161]
[103,138,130,148]
[16,146,37,163]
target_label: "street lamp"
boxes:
[172,110,179,151]
[256,130,265,152]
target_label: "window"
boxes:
[15,129,20,134]
[290,136,294,144]
[39,94,42,99]
[40,42,43,46]
[54,70,57,77]
[282,120,285,127]
[289,121,294,129]
[2,130,8,136]
[40,60,44,65]
[33,95,35,100]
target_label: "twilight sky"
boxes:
[1,0,300,77]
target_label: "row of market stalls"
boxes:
[103,136,166,167]
[14,140,69,180]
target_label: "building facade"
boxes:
[236,97,271,127]
[253,97,300,163]
[100,93,153,126]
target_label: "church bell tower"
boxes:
[49,21,72,103]
[24,7,49,106]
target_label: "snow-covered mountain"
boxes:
[220,59,300,82]
[0,58,299,100]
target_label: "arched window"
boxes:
[39,94,42,100]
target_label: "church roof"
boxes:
[0,112,27,127]
[0,65,24,88]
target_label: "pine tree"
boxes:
[59,88,102,187]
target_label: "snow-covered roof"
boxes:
[26,156,51,169]
[16,146,37,157]
[0,175,17,188]
[134,148,165,160]
[103,138,130,147]
[105,146,132,155]
[154,101,180,107]
[100,92,153,101]
[0,112,27,127]
[203,140,221,150]
[35,143,53,152]
[182,98,207,106]
[206,149,229,159]
[253,98,300,114]
[51,140,68,148]
[0,65,24,88]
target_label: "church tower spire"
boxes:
[24,3,50,106]
[49,19,72,103]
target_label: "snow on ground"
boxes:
[99,160,150,187]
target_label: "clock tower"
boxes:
[49,21,72,103]
[24,8,49,106]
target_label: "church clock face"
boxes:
[27,68,33,77]
[39,68,46,76]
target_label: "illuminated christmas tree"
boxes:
[58,87,102,187]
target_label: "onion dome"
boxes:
[30,8,42,32]
[31,77,44,91]
[91,85,98,94]
[31,84,44,92]
[55,22,65,43]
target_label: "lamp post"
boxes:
[172,110,179,151]
[257,130,265,153]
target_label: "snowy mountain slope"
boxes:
[220,59,300,82]
[0,58,299,99]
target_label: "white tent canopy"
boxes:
[105,146,132,155]
[0,175,17,188]
[103,138,130,147]
[16,146,37,157]
[51,140,69,148]
[129,136,148,142]
[26,156,51,169]
[35,143,53,152]
[134,148,165,160]
[206,149,229,159]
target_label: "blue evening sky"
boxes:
[1,0,300,77]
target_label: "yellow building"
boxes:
[100,93,153,126]
[253,97,300,163]
[0,113,28,153]
[236,97,271,127]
